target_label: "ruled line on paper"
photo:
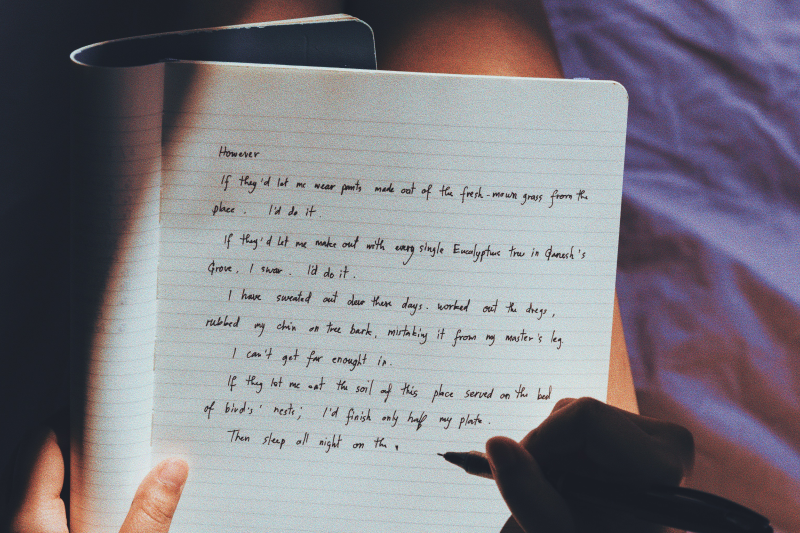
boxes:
[151,62,624,533]
[163,107,626,134]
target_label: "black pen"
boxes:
[439,451,772,533]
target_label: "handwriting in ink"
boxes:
[545,245,586,260]
[218,145,260,158]
[452,243,501,263]
[211,201,235,216]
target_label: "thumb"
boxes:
[119,458,188,533]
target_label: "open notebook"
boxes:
[70,15,628,533]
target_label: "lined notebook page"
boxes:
[153,62,627,532]
[70,63,164,533]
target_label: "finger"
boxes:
[8,428,68,533]
[532,397,693,484]
[521,398,693,486]
[550,397,577,413]
[486,436,575,533]
[119,458,189,533]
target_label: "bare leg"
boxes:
[609,296,638,413]
[178,0,345,28]
[349,0,562,77]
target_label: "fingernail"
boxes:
[158,458,189,488]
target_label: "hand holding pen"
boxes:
[442,397,768,533]
[486,396,694,532]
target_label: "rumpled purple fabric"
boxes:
[543,2,800,531]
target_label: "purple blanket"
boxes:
[544,2,800,531]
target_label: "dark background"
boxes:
[1,0,176,494]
